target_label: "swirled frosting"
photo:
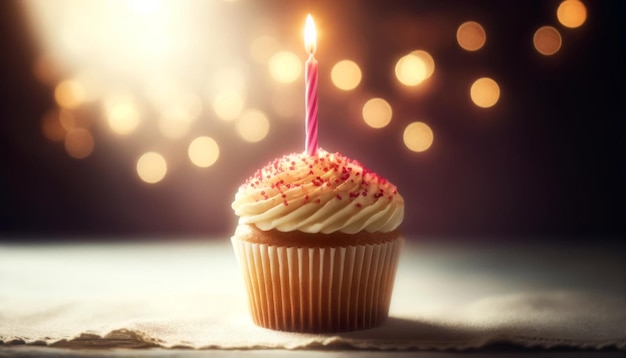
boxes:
[232,149,404,234]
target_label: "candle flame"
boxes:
[304,14,317,54]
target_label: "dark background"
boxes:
[0,0,624,242]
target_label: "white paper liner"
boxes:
[231,236,402,333]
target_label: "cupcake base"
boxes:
[231,231,402,333]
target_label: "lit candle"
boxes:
[304,14,318,156]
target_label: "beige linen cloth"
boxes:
[0,240,624,350]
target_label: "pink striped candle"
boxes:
[304,14,318,156]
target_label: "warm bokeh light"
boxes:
[331,60,362,91]
[362,98,392,128]
[24,0,230,81]
[32,54,60,85]
[188,136,220,168]
[157,116,191,140]
[470,77,500,108]
[23,0,252,157]
[41,109,66,142]
[25,2,560,180]
[250,35,281,64]
[54,80,85,109]
[557,0,587,28]
[163,91,203,123]
[395,54,426,86]
[271,87,301,120]
[403,122,434,152]
[57,109,74,131]
[213,89,244,121]
[457,21,486,51]
[236,109,270,142]
[103,93,140,135]
[395,51,434,87]
[157,91,202,139]
[269,51,302,83]
[533,26,562,55]
[136,152,167,184]
[212,67,246,94]
[411,50,435,79]
[143,81,202,139]
[64,128,94,159]
[73,70,102,103]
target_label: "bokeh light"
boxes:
[157,91,203,139]
[32,54,60,85]
[271,87,301,120]
[395,50,435,87]
[26,1,578,186]
[362,98,392,128]
[403,122,434,152]
[236,109,270,142]
[269,51,302,83]
[533,26,562,55]
[270,86,305,123]
[24,0,229,81]
[54,80,85,109]
[73,70,102,103]
[395,54,427,86]
[212,67,246,94]
[250,35,281,64]
[411,50,435,79]
[213,90,244,121]
[188,136,220,168]
[64,128,94,159]
[470,77,500,108]
[331,60,362,91]
[136,152,167,184]
[58,109,76,131]
[157,116,190,140]
[103,93,141,135]
[557,0,587,28]
[41,109,66,142]
[456,21,486,51]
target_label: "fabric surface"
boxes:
[0,240,624,350]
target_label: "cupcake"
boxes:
[231,148,404,333]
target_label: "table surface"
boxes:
[1,238,624,357]
[1,346,626,358]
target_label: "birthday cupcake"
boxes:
[231,148,404,333]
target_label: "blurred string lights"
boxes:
[26,0,587,184]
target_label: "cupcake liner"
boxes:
[231,236,402,333]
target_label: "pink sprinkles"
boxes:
[242,151,399,208]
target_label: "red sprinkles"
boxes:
[242,150,399,207]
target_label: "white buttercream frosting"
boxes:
[232,149,404,234]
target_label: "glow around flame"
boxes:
[304,14,317,54]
